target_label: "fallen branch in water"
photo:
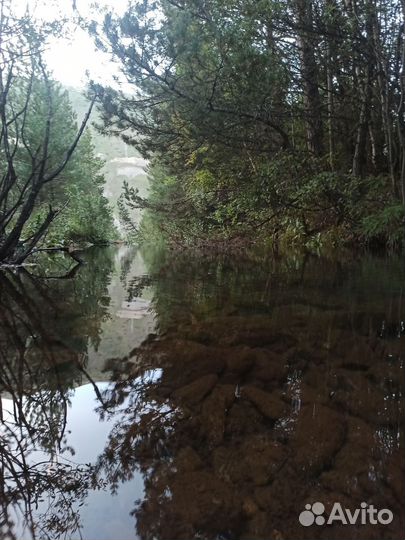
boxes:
[30,246,86,265]
[0,263,38,269]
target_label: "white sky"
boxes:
[16,0,129,87]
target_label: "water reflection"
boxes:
[0,248,404,540]
[0,247,150,539]
[0,252,113,540]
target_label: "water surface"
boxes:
[0,246,404,540]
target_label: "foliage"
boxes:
[0,1,115,265]
[91,0,405,250]
[360,204,405,248]
[24,124,116,246]
[117,186,139,244]
[138,156,405,249]
[66,86,139,161]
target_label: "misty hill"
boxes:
[67,86,149,226]
[66,86,140,161]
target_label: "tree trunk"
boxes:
[352,71,372,177]
[351,2,374,178]
[294,0,324,157]
[325,0,337,169]
[398,2,405,205]
[326,46,335,168]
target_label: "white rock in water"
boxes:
[117,298,151,319]
[116,310,147,319]
[121,299,151,310]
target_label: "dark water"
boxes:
[0,246,404,540]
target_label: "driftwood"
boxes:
[0,246,86,281]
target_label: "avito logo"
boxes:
[299,502,393,527]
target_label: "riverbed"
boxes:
[0,246,403,540]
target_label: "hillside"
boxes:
[67,86,149,227]
[66,86,140,161]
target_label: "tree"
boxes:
[91,0,292,161]
[294,0,324,157]
[91,0,405,247]
[0,0,96,265]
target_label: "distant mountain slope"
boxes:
[66,87,149,228]
[66,86,139,161]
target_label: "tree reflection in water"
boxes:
[96,252,405,540]
[0,250,114,540]
[0,249,404,540]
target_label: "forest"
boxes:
[1,0,404,268]
[1,2,404,539]
[92,0,405,250]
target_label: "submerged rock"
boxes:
[332,370,391,425]
[157,339,226,386]
[176,446,204,472]
[118,306,404,540]
[291,404,346,474]
[248,348,287,386]
[225,346,255,375]
[173,374,218,405]
[243,386,286,421]
[212,436,286,486]
[167,470,242,538]
[200,385,235,445]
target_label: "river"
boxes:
[0,246,403,540]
